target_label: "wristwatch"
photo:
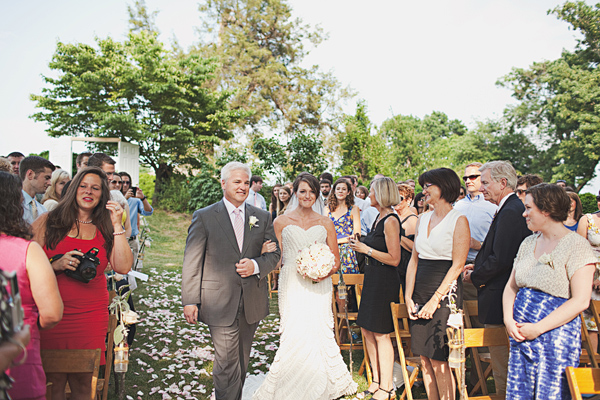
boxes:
[367,248,373,257]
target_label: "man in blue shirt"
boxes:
[120,171,154,269]
[20,156,55,224]
[245,175,267,211]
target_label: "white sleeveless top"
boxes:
[414,209,462,261]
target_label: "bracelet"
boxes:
[8,335,27,366]
[113,230,126,236]
[141,196,147,201]
[435,290,445,298]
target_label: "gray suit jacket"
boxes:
[181,200,280,326]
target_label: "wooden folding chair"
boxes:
[566,366,600,400]
[463,327,509,400]
[580,300,600,368]
[331,274,371,378]
[42,348,101,400]
[96,314,117,400]
[267,269,280,299]
[463,300,491,396]
[390,302,421,400]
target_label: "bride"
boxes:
[244,173,357,400]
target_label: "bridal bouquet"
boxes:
[296,242,335,281]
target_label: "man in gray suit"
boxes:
[182,162,280,400]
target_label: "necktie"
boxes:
[233,209,244,252]
[31,199,38,220]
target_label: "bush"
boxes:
[580,192,598,215]
[155,176,192,213]
[139,173,155,204]
[189,170,223,211]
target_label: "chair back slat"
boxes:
[566,366,600,400]
[42,348,101,400]
[464,328,509,348]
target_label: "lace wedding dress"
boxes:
[243,224,357,400]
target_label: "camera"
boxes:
[131,186,138,197]
[65,247,100,283]
[0,270,24,340]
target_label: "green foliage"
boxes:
[28,150,50,160]
[196,0,352,135]
[251,132,326,181]
[30,28,244,204]
[154,176,192,213]
[497,1,600,191]
[188,169,223,211]
[581,192,598,214]
[138,173,155,204]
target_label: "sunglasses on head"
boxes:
[463,174,481,182]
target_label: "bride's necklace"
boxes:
[77,218,93,224]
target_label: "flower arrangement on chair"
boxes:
[109,284,140,373]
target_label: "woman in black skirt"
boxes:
[405,168,470,400]
[350,177,401,400]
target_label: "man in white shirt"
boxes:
[20,156,55,224]
[246,175,267,211]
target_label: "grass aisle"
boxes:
[115,210,370,399]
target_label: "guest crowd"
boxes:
[1,148,599,400]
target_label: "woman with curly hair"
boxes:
[325,178,361,274]
[32,167,132,400]
[42,169,71,212]
[0,171,63,400]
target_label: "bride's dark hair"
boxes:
[293,172,319,196]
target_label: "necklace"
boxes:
[77,219,93,224]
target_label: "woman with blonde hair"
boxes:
[350,177,401,399]
[42,169,71,212]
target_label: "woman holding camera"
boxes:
[32,167,132,400]
[0,171,63,400]
[349,177,401,400]
[405,168,470,400]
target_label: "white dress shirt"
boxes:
[223,197,260,275]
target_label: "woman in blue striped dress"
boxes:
[503,184,597,399]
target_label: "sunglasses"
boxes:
[110,180,122,185]
[515,189,526,196]
[423,183,434,189]
[463,174,481,182]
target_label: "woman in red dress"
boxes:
[33,167,132,400]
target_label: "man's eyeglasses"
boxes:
[515,189,526,196]
[122,181,131,186]
[463,174,481,182]
[110,180,122,186]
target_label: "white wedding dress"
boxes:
[243,224,357,400]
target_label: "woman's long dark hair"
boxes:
[44,167,114,256]
[327,178,354,211]
[0,172,32,239]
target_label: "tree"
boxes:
[196,0,353,137]
[30,29,244,203]
[498,1,600,191]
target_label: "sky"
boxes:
[1,0,594,189]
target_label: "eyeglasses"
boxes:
[399,195,405,202]
[463,174,481,182]
[122,181,130,186]
[110,180,122,186]
[515,189,526,196]
[423,183,434,190]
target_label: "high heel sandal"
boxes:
[369,387,396,400]
[360,380,379,396]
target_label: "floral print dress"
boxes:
[329,206,359,274]
[584,214,600,331]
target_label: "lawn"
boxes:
[109,210,378,399]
